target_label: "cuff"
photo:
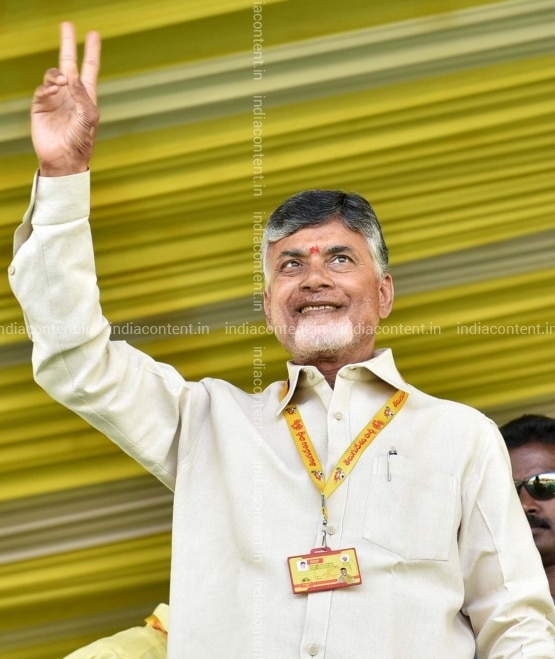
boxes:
[33,170,91,226]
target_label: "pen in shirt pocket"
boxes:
[387,446,397,481]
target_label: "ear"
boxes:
[263,289,273,329]
[378,273,394,319]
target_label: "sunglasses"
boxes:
[514,472,555,500]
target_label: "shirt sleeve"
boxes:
[8,173,203,491]
[460,419,555,657]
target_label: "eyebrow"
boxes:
[277,245,355,259]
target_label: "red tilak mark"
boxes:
[309,245,320,254]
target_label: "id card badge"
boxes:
[287,547,362,594]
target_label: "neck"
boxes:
[312,363,343,388]
[296,347,375,388]
[545,563,555,598]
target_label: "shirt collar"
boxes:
[276,348,409,414]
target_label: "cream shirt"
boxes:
[9,173,555,659]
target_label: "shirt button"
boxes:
[306,371,314,379]
[334,411,343,420]
[307,645,319,656]
[8,265,15,275]
[327,526,336,535]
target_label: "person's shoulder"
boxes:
[405,382,494,428]
[374,349,496,433]
[199,376,285,400]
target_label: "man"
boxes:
[8,22,555,658]
[500,414,555,602]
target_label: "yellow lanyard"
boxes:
[282,387,408,543]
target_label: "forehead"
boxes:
[267,218,369,256]
[509,442,555,478]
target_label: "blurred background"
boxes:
[1,0,554,656]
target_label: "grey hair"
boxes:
[262,190,389,281]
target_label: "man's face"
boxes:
[263,218,393,365]
[509,442,555,568]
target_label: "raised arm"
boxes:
[31,22,101,176]
[10,22,183,488]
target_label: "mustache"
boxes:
[526,513,551,530]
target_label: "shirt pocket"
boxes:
[361,453,459,561]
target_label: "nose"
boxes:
[299,261,334,290]
[518,488,540,514]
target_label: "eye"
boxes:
[329,254,354,268]
[281,259,303,269]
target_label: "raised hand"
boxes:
[31,22,101,176]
